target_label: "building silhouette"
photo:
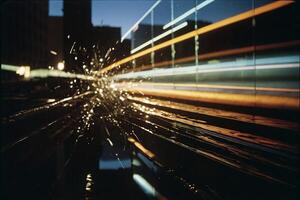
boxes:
[1,0,48,69]
[48,16,64,68]
[63,0,130,72]
[91,26,131,67]
[63,0,92,72]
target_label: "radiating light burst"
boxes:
[65,38,141,137]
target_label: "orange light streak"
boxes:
[128,137,155,158]
[130,40,300,72]
[126,87,299,110]
[100,0,294,73]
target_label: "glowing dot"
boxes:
[57,62,64,70]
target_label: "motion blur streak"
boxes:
[128,96,300,131]
[130,40,300,72]
[126,87,298,110]
[100,0,294,73]
[128,137,155,158]
[128,82,299,93]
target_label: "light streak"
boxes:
[50,50,58,55]
[130,40,300,72]
[29,69,96,80]
[101,0,294,73]
[114,55,299,79]
[1,64,20,72]
[131,103,296,153]
[126,87,299,110]
[133,174,157,197]
[127,82,300,93]
[69,42,76,54]
[121,0,161,42]
[128,137,155,158]
[131,22,188,54]
[163,0,215,30]
[107,138,114,146]
[129,96,300,131]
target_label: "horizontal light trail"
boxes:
[1,64,96,81]
[1,64,20,72]
[166,63,298,76]
[100,0,294,73]
[125,87,299,110]
[128,120,293,186]
[129,96,300,131]
[131,22,188,54]
[130,115,298,187]
[6,91,93,122]
[114,58,299,79]
[121,0,161,42]
[131,102,295,152]
[163,0,215,29]
[30,69,96,80]
[128,82,300,93]
[130,40,300,72]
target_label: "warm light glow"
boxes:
[57,62,65,71]
[124,86,299,110]
[16,66,30,78]
[128,137,155,158]
[16,66,26,76]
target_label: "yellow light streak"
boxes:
[125,87,299,110]
[135,82,300,93]
[130,40,300,72]
[128,137,155,158]
[132,102,295,152]
[100,0,294,73]
[129,96,300,131]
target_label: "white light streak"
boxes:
[70,42,76,54]
[131,22,188,54]
[118,63,299,79]
[163,0,215,30]
[121,0,161,42]
[1,64,19,72]
[114,55,299,79]
[50,50,57,55]
[106,138,114,146]
[133,174,157,197]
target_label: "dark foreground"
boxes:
[1,78,299,200]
